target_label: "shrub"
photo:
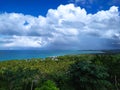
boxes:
[68,60,111,90]
[35,80,59,90]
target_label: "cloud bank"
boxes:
[0,4,120,50]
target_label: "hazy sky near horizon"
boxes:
[0,0,120,50]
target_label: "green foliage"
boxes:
[93,54,120,89]
[68,60,111,90]
[35,80,59,90]
[0,54,120,90]
[0,67,41,90]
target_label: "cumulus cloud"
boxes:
[0,4,120,50]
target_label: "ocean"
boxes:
[0,50,103,61]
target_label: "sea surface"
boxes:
[0,50,103,61]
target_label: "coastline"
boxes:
[0,50,104,61]
[1,49,120,61]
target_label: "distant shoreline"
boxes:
[0,50,120,61]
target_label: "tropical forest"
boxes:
[0,54,120,90]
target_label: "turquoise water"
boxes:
[0,50,103,61]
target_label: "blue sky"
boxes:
[0,0,68,16]
[0,0,120,16]
[0,0,120,50]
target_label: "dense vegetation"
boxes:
[0,54,120,90]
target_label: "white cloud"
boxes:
[0,4,120,49]
[3,36,46,47]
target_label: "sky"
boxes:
[0,0,120,50]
